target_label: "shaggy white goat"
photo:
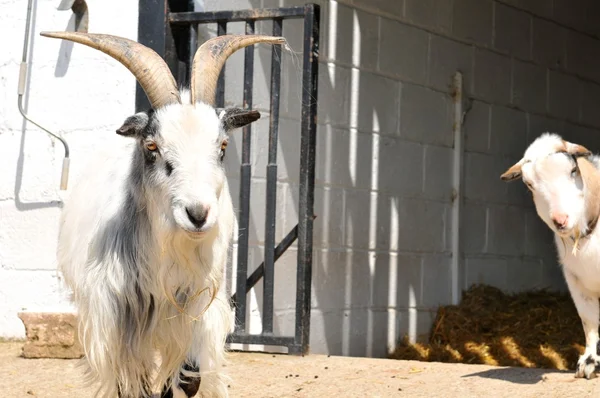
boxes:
[501,132,600,379]
[41,31,285,397]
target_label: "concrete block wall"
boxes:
[3,0,600,363]
[199,0,600,358]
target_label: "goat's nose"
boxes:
[551,212,569,230]
[185,205,209,229]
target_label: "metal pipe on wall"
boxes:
[451,71,464,306]
[18,0,71,190]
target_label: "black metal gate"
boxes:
[136,0,320,355]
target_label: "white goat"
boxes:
[501,132,600,379]
[42,31,285,397]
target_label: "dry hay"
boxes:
[390,284,585,370]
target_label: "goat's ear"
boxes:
[500,161,523,182]
[116,112,149,137]
[219,108,261,132]
[564,141,592,158]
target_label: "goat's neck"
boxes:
[580,158,600,237]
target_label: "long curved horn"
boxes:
[191,34,286,106]
[40,31,181,109]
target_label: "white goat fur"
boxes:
[503,132,600,379]
[58,90,237,397]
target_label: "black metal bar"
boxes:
[233,20,255,334]
[292,3,319,356]
[169,7,306,24]
[227,334,296,347]
[136,0,171,112]
[188,23,197,69]
[215,21,227,108]
[262,18,283,335]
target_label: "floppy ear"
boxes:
[500,160,524,181]
[564,140,592,158]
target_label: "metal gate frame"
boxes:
[136,0,320,355]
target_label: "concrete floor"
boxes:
[2,342,600,397]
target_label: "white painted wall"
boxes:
[0,0,138,338]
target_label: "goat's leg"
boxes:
[159,361,201,398]
[565,270,600,379]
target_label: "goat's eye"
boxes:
[219,139,228,161]
[145,142,158,152]
[571,167,578,177]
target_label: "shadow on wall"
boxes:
[211,0,441,358]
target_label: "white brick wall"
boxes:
[0,0,138,337]
[4,0,600,362]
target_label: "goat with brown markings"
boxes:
[501,133,600,379]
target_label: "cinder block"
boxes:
[252,117,301,183]
[580,82,600,129]
[527,115,565,144]
[428,34,474,93]
[421,254,452,308]
[464,257,508,291]
[531,18,567,69]
[344,190,373,250]
[505,258,544,292]
[452,0,493,47]
[524,211,555,258]
[377,137,423,197]
[18,312,83,359]
[349,0,404,19]
[395,198,447,252]
[404,0,452,34]
[486,205,526,256]
[473,48,511,104]
[497,0,553,18]
[553,0,587,30]
[584,1,600,38]
[317,63,352,127]
[0,202,61,271]
[548,70,581,122]
[272,248,299,311]
[371,252,422,309]
[464,152,509,203]
[494,3,531,60]
[312,249,372,310]
[400,84,453,147]
[313,186,346,248]
[489,105,528,157]
[378,19,428,85]
[356,72,400,134]
[329,5,379,70]
[512,60,547,114]
[423,145,453,202]
[464,100,491,153]
[566,31,600,84]
[462,202,488,255]
[246,179,288,246]
[315,125,351,188]
[561,122,600,152]
[541,261,567,292]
